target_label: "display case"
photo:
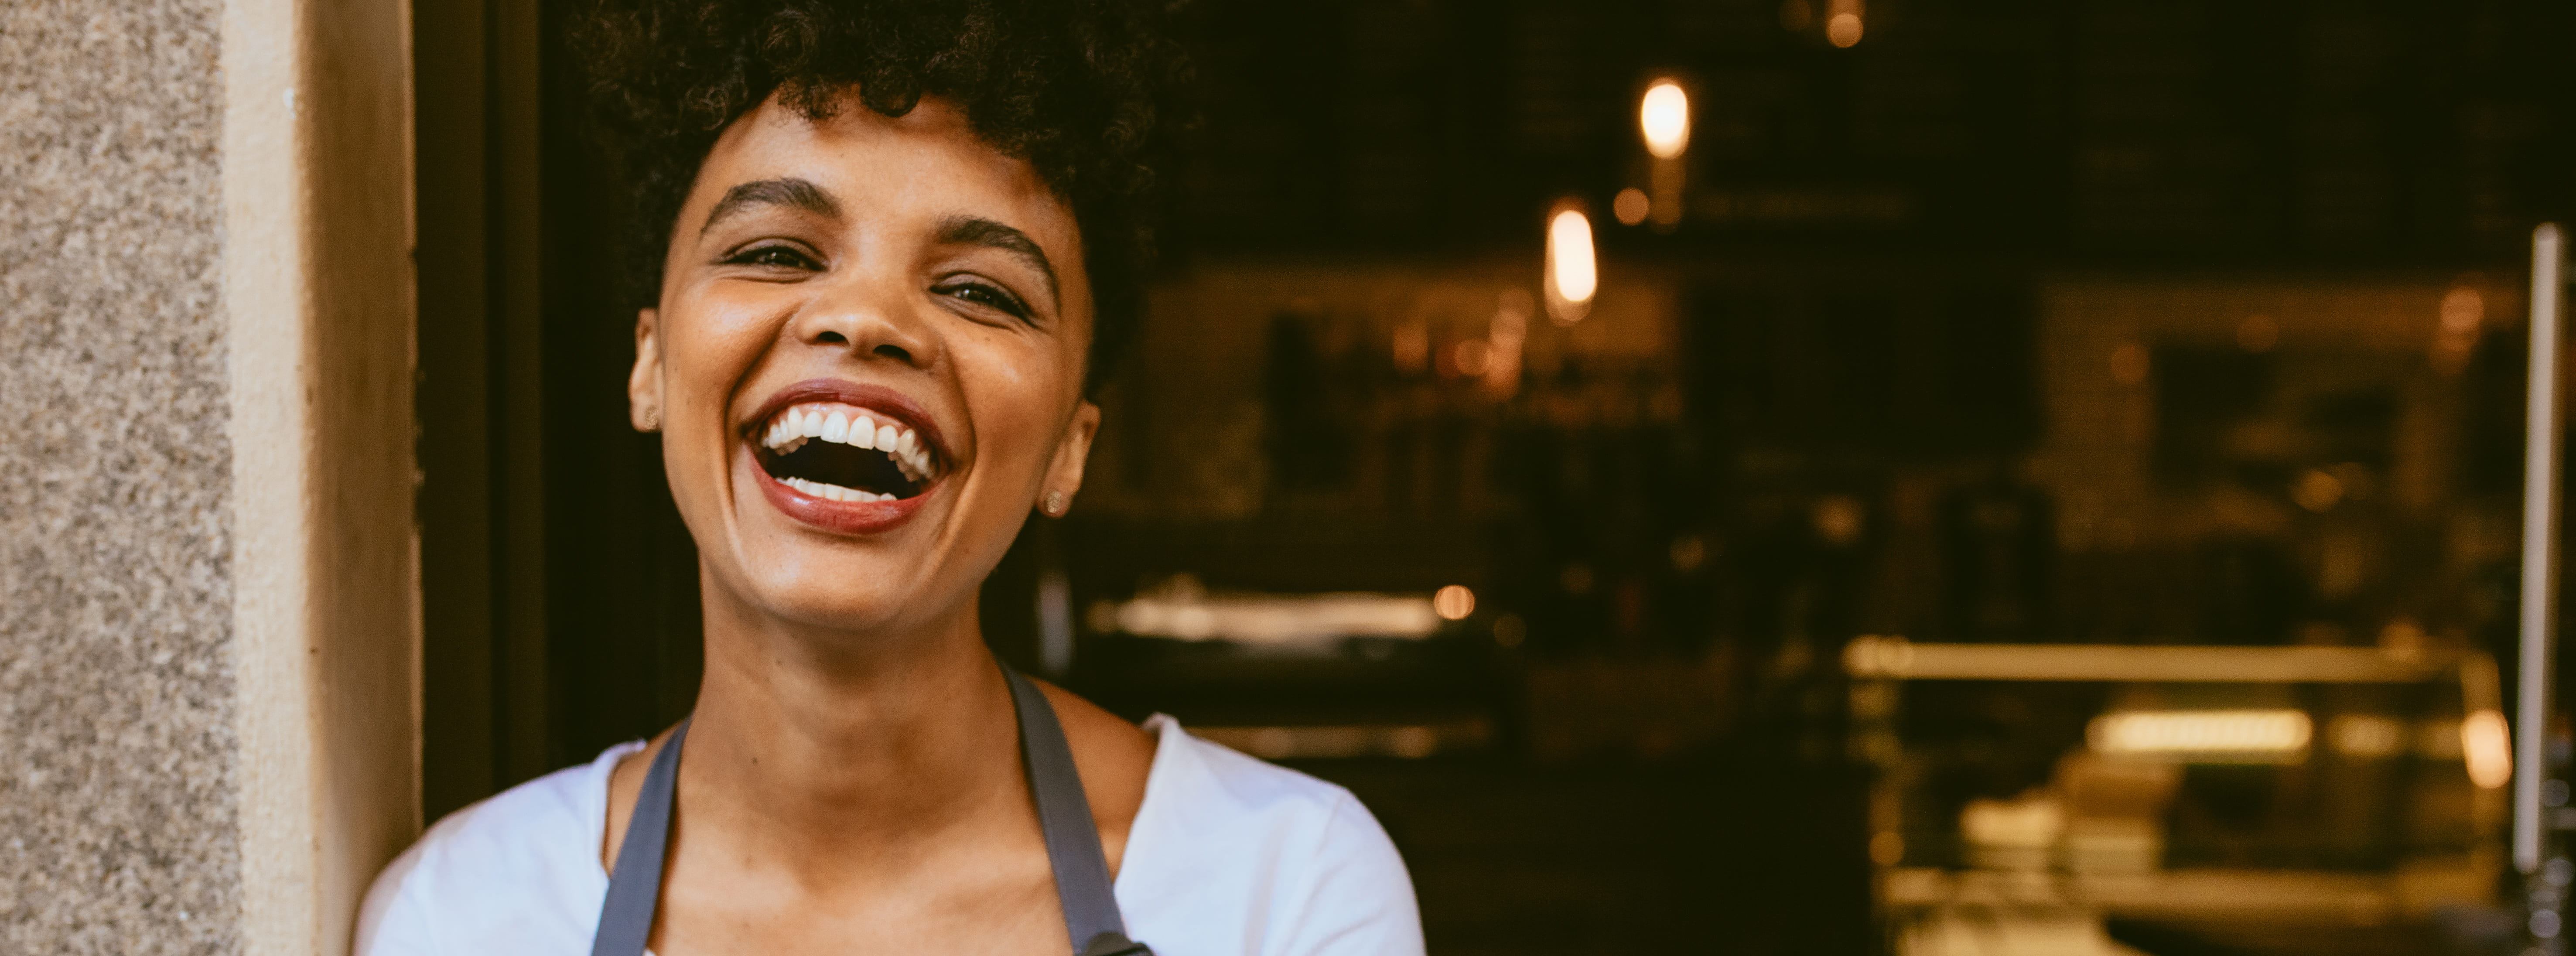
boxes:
[1845,638,2510,956]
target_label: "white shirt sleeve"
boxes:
[352,843,444,956]
[1264,792,1425,956]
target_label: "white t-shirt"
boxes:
[357,715,1425,956]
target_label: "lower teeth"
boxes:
[787,478,893,502]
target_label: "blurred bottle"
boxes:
[1937,462,2054,642]
[1261,311,1350,504]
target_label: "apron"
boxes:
[589,664,1152,956]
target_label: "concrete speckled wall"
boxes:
[0,0,239,951]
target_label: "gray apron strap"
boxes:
[589,664,1146,956]
[589,716,687,956]
[999,665,1147,956]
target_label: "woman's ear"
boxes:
[1038,400,1102,514]
[628,307,663,433]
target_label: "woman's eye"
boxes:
[723,245,818,270]
[939,280,1030,320]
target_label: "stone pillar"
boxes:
[0,0,420,952]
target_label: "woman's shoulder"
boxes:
[353,741,642,956]
[1134,717,1364,823]
[1121,718,1425,956]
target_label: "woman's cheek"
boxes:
[991,342,1068,430]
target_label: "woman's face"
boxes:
[632,91,1098,640]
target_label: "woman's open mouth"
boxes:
[753,402,944,503]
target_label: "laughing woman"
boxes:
[356,2,1422,954]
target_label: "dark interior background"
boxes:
[415,1,2573,953]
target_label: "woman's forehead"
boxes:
[693,91,1080,249]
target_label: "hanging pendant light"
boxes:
[1638,78,1691,231]
[1543,201,1596,326]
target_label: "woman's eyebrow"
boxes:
[700,178,840,236]
[935,214,1060,308]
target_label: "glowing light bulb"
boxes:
[1826,0,1863,47]
[2442,287,2485,333]
[2464,709,2512,789]
[1827,13,1862,46]
[1432,585,1476,621]
[1548,210,1597,300]
[1543,206,1596,325]
[1613,187,1650,226]
[1640,80,1691,159]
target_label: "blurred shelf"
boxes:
[1193,719,1493,760]
[1883,867,2406,924]
[1067,632,1506,727]
[1845,639,2460,684]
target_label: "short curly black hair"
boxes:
[575,0,1190,395]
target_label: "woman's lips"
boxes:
[748,444,933,535]
[740,379,955,535]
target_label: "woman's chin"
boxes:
[715,551,940,632]
[705,448,978,638]
[766,589,920,635]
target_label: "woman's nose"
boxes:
[789,271,940,371]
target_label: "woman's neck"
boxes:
[675,565,1026,871]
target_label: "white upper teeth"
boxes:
[760,403,940,484]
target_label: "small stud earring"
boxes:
[1044,491,1065,516]
[638,406,659,432]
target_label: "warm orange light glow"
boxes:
[2328,714,2402,757]
[1391,322,1429,374]
[2442,287,2484,333]
[1111,586,1447,643]
[1869,831,1904,866]
[1613,187,1650,226]
[2089,709,2312,762]
[1483,293,1529,400]
[1779,0,1814,31]
[2463,709,2512,789]
[1453,339,1491,376]
[1640,80,1691,160]
[1827,13,1862,46]
[1543,205,1596,326]
[2108,342,2149,385]
[1669,534,1707,572]
[1826,0,1863,46]
[1432,585,1476,621]
[2291,469,2344,512]
[2434,287,2485,375]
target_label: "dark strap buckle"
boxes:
[1080,931,1154,956]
